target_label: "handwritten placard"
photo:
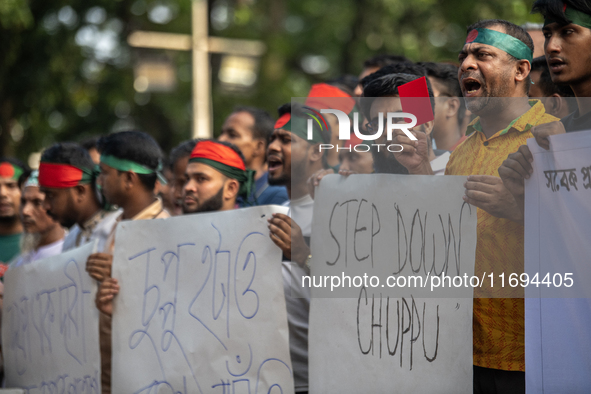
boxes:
[2,242,100,393]
[525,130,591,393]
[309,174,476,393]
[111,206,294,393]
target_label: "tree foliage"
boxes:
[0,0,542,161]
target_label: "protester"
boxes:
[11,171,65,268]
[393,19,557,393]
[361,71,446,175]
[218,106,288,206]
[305,83,357,169]
[419,62,468,150]
[266,102,331,393]
[94,130,170,394]
[337,135,374,175]
[39,142,120,253]
[0,158,30,266]
[499,0,591,217]
[168,139,199,216]
[182,139,255,214]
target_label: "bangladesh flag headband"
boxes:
[100,155,167,185]
[544,4,591,29]
[0,162,24,181]
[38,162,96,188]
[466,28,533,63]
[274,112,325,144]
[188,140,255,199]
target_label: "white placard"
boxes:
[309,174,477,394]
[525,130,591,393]
[111,206,294,393]
[2,242,100,393]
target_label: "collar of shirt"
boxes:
[131,197,165,220]
[466,99,547,138]
[79,209,109,239]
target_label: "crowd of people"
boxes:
[1,0,590,392]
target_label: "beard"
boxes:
[20,232,42,254]
[371,150,409,175]
[183,185,224,214]
[268,172,290,186]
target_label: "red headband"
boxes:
[38,162,84,188]
[305,83,356,114]
[189,140,246,171]
[274,113,291,129]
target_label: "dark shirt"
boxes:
[561,109,591,133]
[238,171,289,207]
[0,233,21,263]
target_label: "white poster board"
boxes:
[111,206,294,394]
[525,130,591,393]
[2,242,100,393]
[309,174,477,393]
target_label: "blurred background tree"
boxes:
[0,0,543,163]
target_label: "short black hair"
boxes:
[168,139,200,171]
[418,62,466,124]
[97,131,163,191]
[42,142,96,170]
[231,106,274,144]
[0,157,31,188]
[80,136,101,152]
[360,62,427,90]
[532,0,591,26]
[466,20,534,91]
[361,73,435,119]
[363,54,411,69]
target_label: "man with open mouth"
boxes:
[454,20,559,394]
[267,102,331,394]
[394,18,559,393]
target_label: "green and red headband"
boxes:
[38,162,95,188]
[465,28,533,63]
[100,155,167,185]
[274,110,325,144]
[544,4,591,29]
[0,162,24,181]
[189,140,255,199]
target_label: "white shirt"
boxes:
[62,209,121,253]
[12,237,65,268]
[282,194,314,392]
[430,151,451,176]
